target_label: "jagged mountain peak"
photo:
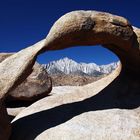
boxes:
[43,57,119,76]
[54,57,77,64]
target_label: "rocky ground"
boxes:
[9,66,140,140]
[50,74,106,86]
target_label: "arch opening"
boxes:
[0,10,140,102]
[36,45,120,87]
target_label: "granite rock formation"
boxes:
[11,65,140,140]
[0,53,52,102]
[8,62,52,101]
[0,11,140,140]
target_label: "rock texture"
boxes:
[50,74,105,86]
[10,66,139,140]
[9,62,52,101]
[0,10,140,140]
[34,109,140,140]
[7,107,26,118]
[0,53,52,102]
[0,40,45,140]
[0,53,14,62]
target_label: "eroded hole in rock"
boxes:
[37,45,120,87]
[5,44,120,121]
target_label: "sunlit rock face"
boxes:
[0,10,140,140]
[0,53,52,102]
[11,66,140,140]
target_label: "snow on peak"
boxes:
[43,57,119,76]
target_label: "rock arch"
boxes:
[0,10,140,140]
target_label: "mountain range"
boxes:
[43,57,119,77]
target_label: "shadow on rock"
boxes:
[10,73,140,140]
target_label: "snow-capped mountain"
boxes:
[43,57,119,76]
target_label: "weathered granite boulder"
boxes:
[0,53,14,62]
[0,40,45,140]
[0,53,52,102]
[9,62,52,101]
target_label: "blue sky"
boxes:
[0,0,140,64]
